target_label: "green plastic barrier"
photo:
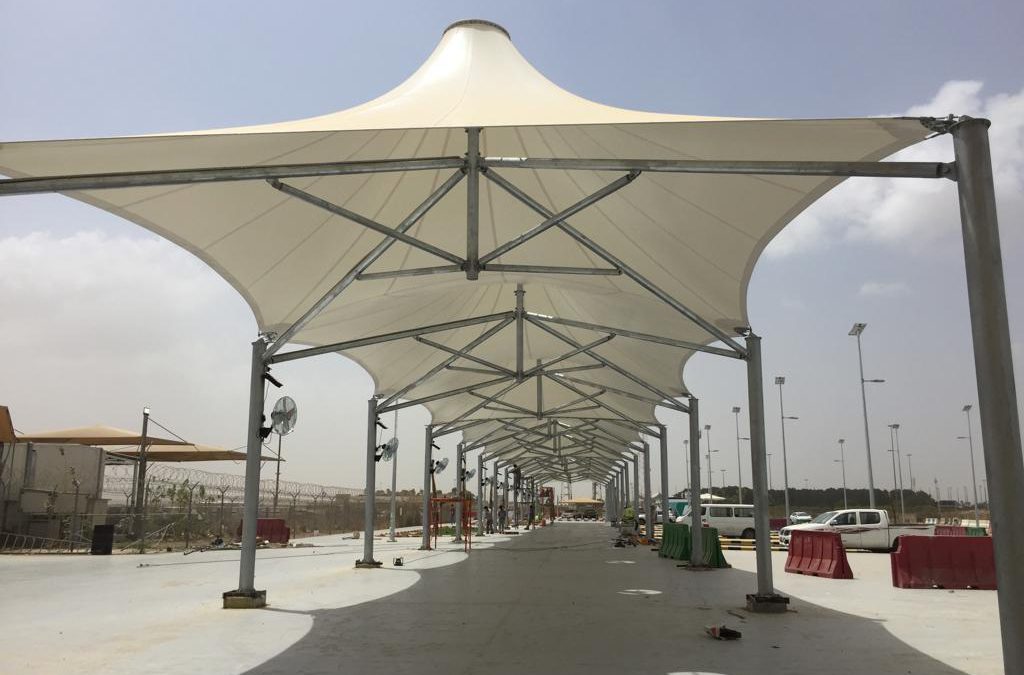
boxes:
[658,523,729,567]
[965,526,988,537]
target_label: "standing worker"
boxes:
[497,503,507,533]
[623,503,637,532]
[484,505,494,534]
[526,500,536,530]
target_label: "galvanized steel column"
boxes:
[357,398,380,567]
[658,426,670,533]
[454,443,464,542]
[237,338,266,593]
[477,452,485,536]
[643,443,653,538]
[688,397,704,565]
[746,334,774,595]
[420,426,432,550]
[952,117,1024,675]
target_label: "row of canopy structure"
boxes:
[0,19,1020,671]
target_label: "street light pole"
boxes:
[849,323,883,509]
[704,424,714,498]
[962,404,981,527]
[732,406,743,503]
[894,424,906,520]
[906,453,914,494]
[766,453,773,492]
[837,438,848,509]
[774,376,795,521]
[887,424,905,520]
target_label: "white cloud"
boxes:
[766,80,1024,258]
[858,281,911,298]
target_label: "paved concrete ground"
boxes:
[0,522,1002,674]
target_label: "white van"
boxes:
[678,503,756,538]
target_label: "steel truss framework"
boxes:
[3,115,1021,671]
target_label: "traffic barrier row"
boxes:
[657,523,729,567]
[784,530,853,579]
[890,535,996,589]
[934,525,966,536]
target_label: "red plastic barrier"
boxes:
[236,518,290,544]
[890,536,995,589]
[785,530,853,579]
[935,525,967,536]
[769,518,788,531]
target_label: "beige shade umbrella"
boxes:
[15,424,188,447]
[107,443,280,463]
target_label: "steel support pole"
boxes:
[632,455,639,513]
[515,283,525,381]
[688,398,704,565]
[421,426,432,550]
[454,444,464,542]
[477,452,485,537]
[235,339,266,598]
[133,408,150,551]
[357,398,381,567]
[643,443,653,539]
[658,427,670,533]
[388,437,398,542]
[746,334,779,603]
[465,128,480,280]
[621,465,629,518]
[952,118,1024,675]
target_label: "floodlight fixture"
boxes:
[962,404,973,413]
[143,407,151,416]
[731,406,741,414]
[774,376,785,385]
[849,322,867,337]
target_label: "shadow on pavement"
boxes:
[245,524,971,675]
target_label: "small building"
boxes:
[1,442,109,541]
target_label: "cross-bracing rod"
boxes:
[478,171,639,264]
[532,318,689,412]
[527,313,741,360]
[483,168,747,356]
[415,336,516,376]
[269,311,513,364]
[265,169,465,358]
[269,179,465,265]
[378,375,514,413]
[378,317,515,409]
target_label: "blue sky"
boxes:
[2,1,1022,501]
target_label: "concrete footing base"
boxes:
[418,545,432,551]
[355,559,383,569]
[222,589,266,609]
[746,592,790,613]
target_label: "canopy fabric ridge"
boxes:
[0,19,932,467]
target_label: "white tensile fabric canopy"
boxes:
[0,20,931,458]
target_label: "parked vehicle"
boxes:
[789,511,813,524]
[778,508,935,552]
[678,503,756,538]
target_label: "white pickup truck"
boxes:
[778,508,934,552]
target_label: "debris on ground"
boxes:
[705,625,742,640]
